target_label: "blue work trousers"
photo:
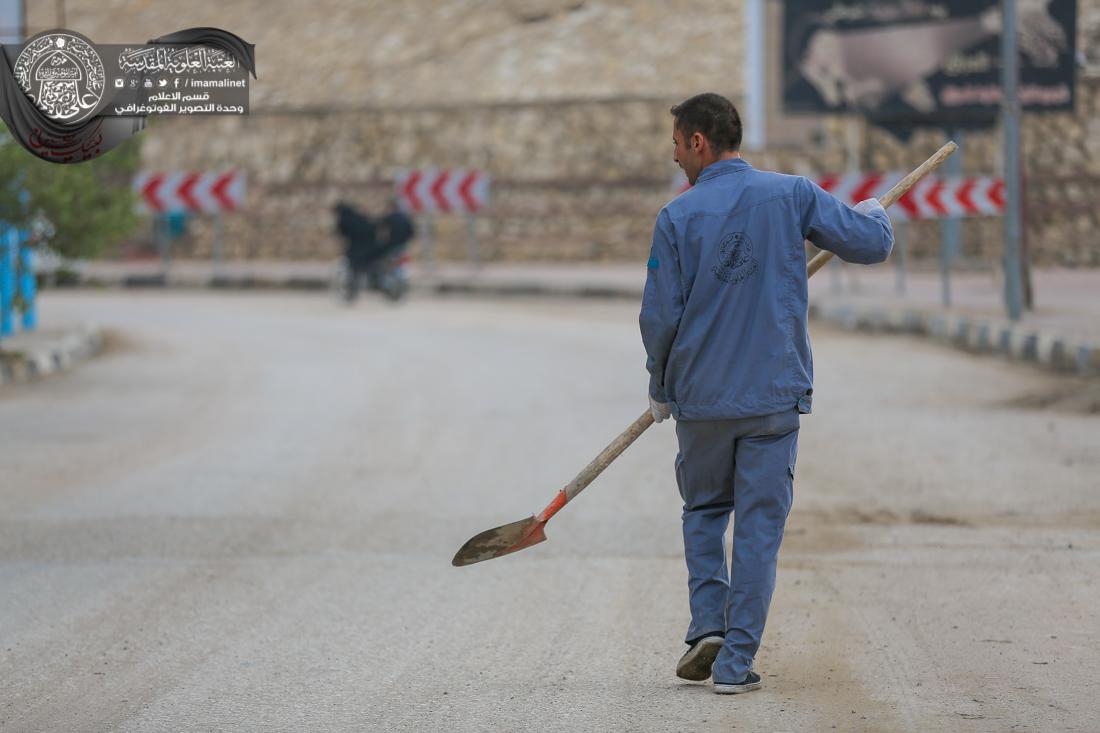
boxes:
[674,409,799,683]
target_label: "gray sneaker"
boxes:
[675,635,724,681]
[713,670,762,694]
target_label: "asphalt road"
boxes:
[2,291,1097,732]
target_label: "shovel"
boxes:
[452,141,958,567]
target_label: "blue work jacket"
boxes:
[640,157,894,421]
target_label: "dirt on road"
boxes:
[0,292,1096,732]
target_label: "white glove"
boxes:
[853,198,885,216]
[649,395,672,423]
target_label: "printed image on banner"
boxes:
[782,0,1077,125]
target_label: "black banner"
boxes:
[782,0,1077,126]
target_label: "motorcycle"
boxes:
[366,249,411,302]
[333,249,410,304]
[332,201,413,304]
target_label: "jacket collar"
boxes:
[696,157,751,184]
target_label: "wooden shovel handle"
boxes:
[558,409,654,507]
[558,142,959,513]
[807,141,958,278]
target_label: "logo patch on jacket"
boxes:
[712,232,759,285]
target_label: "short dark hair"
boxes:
[670,93,743,153]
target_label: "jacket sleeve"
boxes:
[639,209,684,403]
[796,177,894,264]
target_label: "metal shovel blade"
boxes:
[451,515,549,567]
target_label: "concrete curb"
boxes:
[0,328,103,387]
[809,301,1099,377]
[429,278,641,300]
[67,268,1098,377]
[423,281,1098,378]
[76,270,645,300]
[79,273,333,291]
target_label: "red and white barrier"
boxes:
[817,172,1004,220]
[134,171,245,214]
[396,169,490,214]
[671,170,1004,220]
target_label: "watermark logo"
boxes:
[0,27,255,163]
[14,31,106,124]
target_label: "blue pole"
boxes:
[19,233,36,331]
[0,226,14,339]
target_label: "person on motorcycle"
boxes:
[379,198,415,259]
[371,199,415,301]
[333,201,379,302]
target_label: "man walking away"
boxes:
[639,92,893,695]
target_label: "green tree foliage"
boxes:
[0,123,142,260]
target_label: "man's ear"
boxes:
[691,132,705,153]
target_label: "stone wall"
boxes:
[26,0,1100,265]
[144,79,1100,266]
[137,98,855,262]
